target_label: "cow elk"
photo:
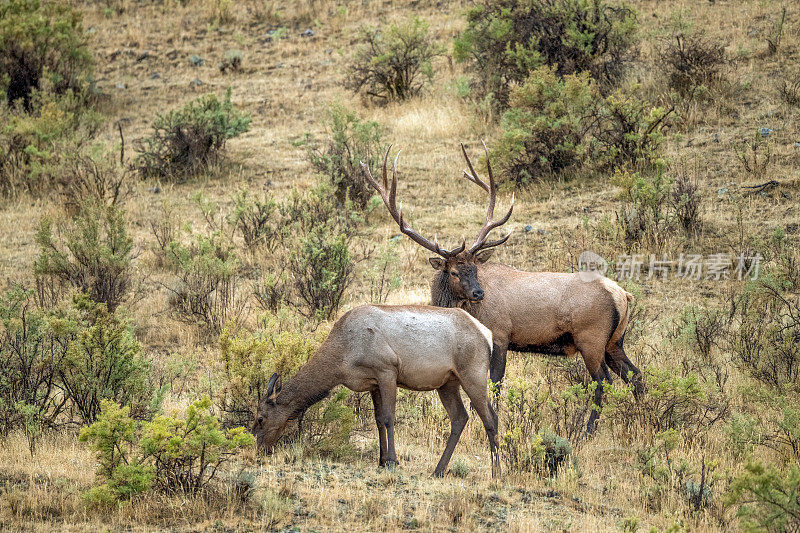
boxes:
[253,304,501,478]
[361,144,644,433]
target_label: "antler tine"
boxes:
[361,146,462,258]
[467,139,515,253]
[460,143,490,192]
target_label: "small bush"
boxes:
[734,130,772,181]
[658,33,726,98]
[136,89,250,181]
[58,295,153,425]
[59,151,129,215]
[139,396,254,494]
[289,225,354,321]
[593,89,672,171]
[492,66,598,184]
[731,280,800,394]
[778,71,800,109]
[671,169,702,235]
[727,461,800,532]
[0,92,101,197]
[81,398,254,500]
[300,388,356,459]
[166,231,246,334]
[229,190,281,252]
[34,204,133,311]
[218,315,319,427]
[604,367,729,443]
[611,167,672,247]
[453,0,638,110]
[0,0,94,109]
[79,400,152,505]
[346,17,442,103]
[0,287,69,445]
[308,103,384,208]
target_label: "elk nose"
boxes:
[472,288,484,301]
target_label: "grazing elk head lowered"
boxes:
[362,144,644,435]
[252,304,501,477]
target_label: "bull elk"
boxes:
[253,304,501,477]
[361,144,644,433]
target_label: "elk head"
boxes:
[252,373,289,452]
[361,142,514,304]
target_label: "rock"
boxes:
[794,142,800,148]
[115,82,126,89]
[300,29,314,37]
[537,228,549,235]
[151,73,161,79]
[149,186,161,194]
[717,187,728,197]
[713,133,720,143]
[524,225,533,232]
[189,78,203,87]
[189,55,205,67]
[759,127,773,137]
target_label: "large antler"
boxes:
[461,141,514,254]
[361,146,466,258]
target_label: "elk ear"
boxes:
[429,257,446,270]
[273,375,282,396]
[266,373,279,398]
[475,250,494,264]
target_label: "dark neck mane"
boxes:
[432,270,470,309]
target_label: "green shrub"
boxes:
[346,17,442,102]
[34,204,133,311]
[218,315,319,427]
[0,287,70,445]
[140,396,254,494]
[79,400,153,505]
[58,295,153,425]
[0,0,93,109]
[727,461,800,532]
[0,92,101,197]
[492,66,598,183]
[731,280,800,394]
[300,388,356,459]
[593,88,672,171]
[611,167,672,247]
[289,225,354,321]
[453,0,638,110]
[136,89,250,181]
[166,231,245,334]
[229,190,281,252]
[81,398,253,500]
[603,367,729,443]
[308,103,384,208]
[539,429,573,475]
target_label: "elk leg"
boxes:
[433,380,469,477]
[585,362,613,436]
[489,342,508,410]
[370,388,388,466]
[460,375,501,478]
[606,342,644,400]
[376,378,399,466]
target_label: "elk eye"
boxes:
[258,417,263,424]
[450,271,458,277]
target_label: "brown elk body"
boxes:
[253,304,501,477]
[362,145,644,433]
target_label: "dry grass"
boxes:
[1,0,800,531]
